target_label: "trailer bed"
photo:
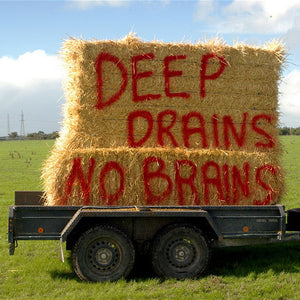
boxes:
[8,191,300,281]
[9,202,294,245]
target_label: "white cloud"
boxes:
[195,0,215,21]
[195,0,300,34]
[67,0,127,9]
[279,69,300,127]
[0,50,63,87]
[283,18,300,66]
[0,51,64,135]
[67,0,171,9]
[224,0,300,33]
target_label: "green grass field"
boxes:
[0,138,299,299]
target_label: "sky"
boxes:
[0,0,300,136]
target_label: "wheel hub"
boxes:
[167,239,195,268]
[175,245,190,262]
[87,240,120,271]
[96,248,113,265]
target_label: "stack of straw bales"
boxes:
[42,34,285,206]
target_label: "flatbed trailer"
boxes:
[8,191,300,282]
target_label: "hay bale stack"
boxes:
[43,148,284,206]
[56,35,284,152]
[42,34,285,206]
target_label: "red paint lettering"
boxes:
[232,162,250,204]
[61,157,95,205]
[254,164,277,205]
[157,110,179,147]
[164,55,190,99]
[222,164,231,204]
[99,161,125,205]
[202,161,223,205]
[175,160,199,205]
[127,110,153,147]
[252,114,275,148]
[143,157,173,205]
[182,112,208,148]
[223,112,248,149]
[200,53,227,98]
[95,53,128,110]
[132,53,161,102]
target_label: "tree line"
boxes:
[7,127,300,140]
[279,127,300,135]
[8,131,59,140]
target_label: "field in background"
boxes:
[0,137,299,299]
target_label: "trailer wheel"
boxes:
[151,224,210,279]
[72,225,135,282]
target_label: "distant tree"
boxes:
[48,131,59,139]
[9,131,18,139]
[295,127,300,135]
[278,127,300,135]
[279,127,290,135]
[37,131,47,139]
[290,128,297,135]
[26,133,35,139]
[26,131,59,140]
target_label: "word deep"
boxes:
[94,52,228,110]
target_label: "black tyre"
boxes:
[287,208,300,231]
[72,225,135,282]
[151,224,210,279]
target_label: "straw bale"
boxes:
[56,35,285,152]
[41,35,286,207]
[42,147,284,207]
[52,108,280,155]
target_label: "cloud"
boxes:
[283,18,300,66]
[224,0,300,33]
[195,0,215,21]
[195,0,300,34]
[66,0,171,9]
[66,0,127,9]
[0,50,64,87]
[279,69,300,127]
[0,51,64,136]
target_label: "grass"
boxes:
[281,136,300,210]
[0,138,299,299]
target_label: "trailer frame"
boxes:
[8,191,300,281]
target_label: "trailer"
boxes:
[8,191,300,282]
